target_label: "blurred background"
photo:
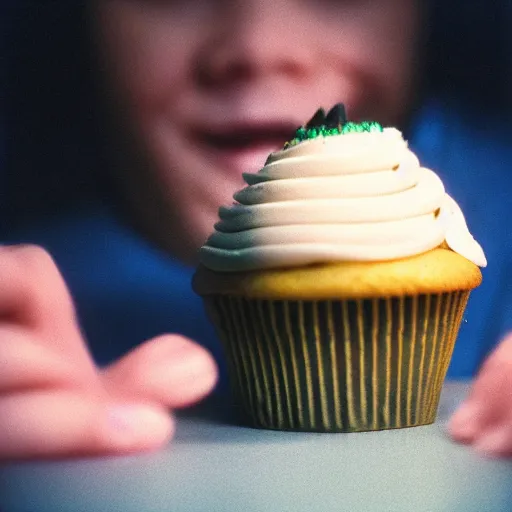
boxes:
[1,0,509,227]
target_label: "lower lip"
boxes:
[209,145,282,178]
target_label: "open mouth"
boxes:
[193,124,298,153]
[190,123,299,175]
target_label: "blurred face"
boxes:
[91,0,422,263]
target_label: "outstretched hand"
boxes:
[0,245,217,460]
[449,333,512,457]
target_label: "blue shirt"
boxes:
[4,100,512,390]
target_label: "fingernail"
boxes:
[448,405,479,440]
[156,347,218,391]
[170,348,215,378]
[105,404,174,450]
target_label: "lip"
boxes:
[190,121,299,176]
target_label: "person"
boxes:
[0,0,511,460]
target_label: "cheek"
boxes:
[122,39,191,118]
[313,3,419,121]
[97,10,195,120]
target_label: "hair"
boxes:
[1,0,509,232]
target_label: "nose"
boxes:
[196,0,316,87]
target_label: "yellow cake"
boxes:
[193,104,486,433]
[194,248,481,299]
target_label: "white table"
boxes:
[1,382,512,512]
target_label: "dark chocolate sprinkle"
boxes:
[325,103,347,129]
[305,108,326,129]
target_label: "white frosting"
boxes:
[200,128,487,272]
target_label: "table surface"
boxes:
[1,382,512,512]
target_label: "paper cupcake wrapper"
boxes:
[205,291,469,432]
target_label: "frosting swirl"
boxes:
[200,128,487,272]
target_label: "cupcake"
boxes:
[193,104,486,433]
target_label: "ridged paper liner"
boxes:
[205,291,469,432]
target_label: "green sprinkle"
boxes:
[342,121,383,134]
[285,124,343,147]
[295,127,307,139]
[283,114,383,149]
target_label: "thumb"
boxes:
[102,334,218,409]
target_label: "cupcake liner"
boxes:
[205,291,470,432]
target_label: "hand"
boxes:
[448,333,512,457]
[0,245,217,460]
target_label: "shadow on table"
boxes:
[173,396,312,445]
[173,394,444,448]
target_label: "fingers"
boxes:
[0,245,215,460]
[0,245,74,329]
[448,334,512,457]
[0,245,93,365]
[0,327,79,392]
[102,334,218,408]
[0,391,174,460]
[0,333,213,460]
